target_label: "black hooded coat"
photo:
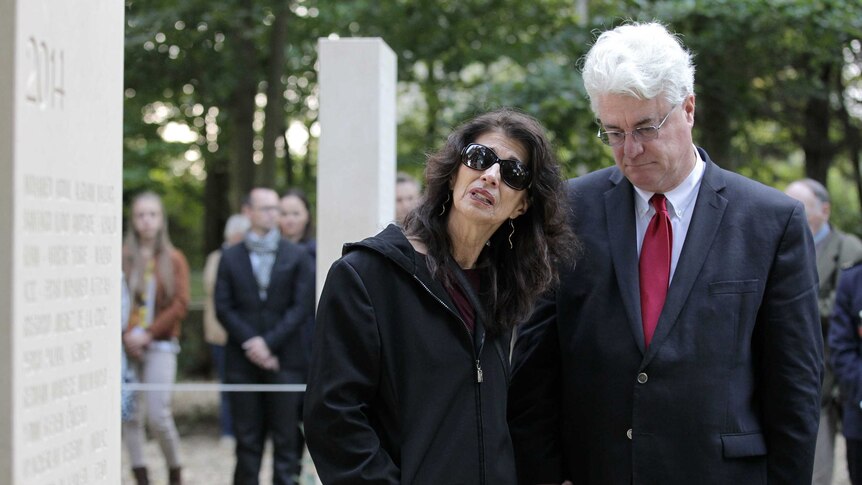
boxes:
[304,224,516,485]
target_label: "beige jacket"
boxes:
[202,249,228,345]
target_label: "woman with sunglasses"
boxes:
[304,108,577,484]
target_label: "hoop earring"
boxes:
[439,192,450,216]
[508,219,515,250]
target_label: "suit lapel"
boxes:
[604,170,646,354]
[643,157,728,366]
[267,241,288,295]
[237,243,263,303]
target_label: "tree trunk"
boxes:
[422,76,441,153]
[285,147,294,187]
[203,156,231,254]
[837,73,862,219]
[684,22,743,172]
[228,3,258,210]
[851,135,862,220]
[802,65,834,185]
[575,0,588,26]
[696,89,735,170]
[260,3,288,187]
[300,122,314,189]
[302,138,312,188]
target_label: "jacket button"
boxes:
[637,372,648,384]
[626,428,633,440]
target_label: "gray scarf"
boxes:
[245,229,280,300]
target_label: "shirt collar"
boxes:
[813,222,831,245]
[634,145,705,219]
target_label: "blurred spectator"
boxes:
[278,188,318,472]
[121,275,136,421]
[786,178,862,485]
[829,262,862,485]
[278,188,316,262]
[203,214,251,444]
[395,171,421,224]
[122,191,190,485]
[216,187,315,485]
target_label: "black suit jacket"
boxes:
[215,238,315,379]
[509,149,823,485]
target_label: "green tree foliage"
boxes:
[125,1,323,261]
[124,0,862,268]
[650,0,862,232]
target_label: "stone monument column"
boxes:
[0,1,124,483]
[316,38,397,299]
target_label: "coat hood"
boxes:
[342,224,418,277]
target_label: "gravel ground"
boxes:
[836,437,851,485]
[120,383,320,485]
[121,383,851,485]
[121,434,322,485]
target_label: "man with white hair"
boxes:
[510,22,822,484]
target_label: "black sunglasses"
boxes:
[460,143,532,191]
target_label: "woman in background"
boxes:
[278,187,318,477]
[122,191,190,485]
[279,188,316,262]
[202,213,251,445]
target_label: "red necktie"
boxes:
[639,194,672,347]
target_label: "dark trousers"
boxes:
[848,438,862,485]
[229,368,303,485]
[210,344,233,437]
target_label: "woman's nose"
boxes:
[481,163,501,186]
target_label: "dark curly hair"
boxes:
[403,108,579,335]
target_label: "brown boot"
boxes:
[132,467,149,485]
[169,467,182,485]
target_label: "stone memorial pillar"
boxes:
[316,38,397,299]
[0,1,124,484]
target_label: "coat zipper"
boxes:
[475,362,486,485]
[412,275,486,378]
[413,275,487,484]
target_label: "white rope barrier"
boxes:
[125,383,307,392]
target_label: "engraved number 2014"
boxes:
[25,37,65,110]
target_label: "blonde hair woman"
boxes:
[122,191,189,485]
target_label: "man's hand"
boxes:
[242,336,278,370]
[261,355,280,372]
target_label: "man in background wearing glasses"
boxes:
[216,187,315,485]
[509,22,822,485]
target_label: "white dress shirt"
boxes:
[634,146,705,283]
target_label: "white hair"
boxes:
[581,21,695,114]
[223,213,251,240]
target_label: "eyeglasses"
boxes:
[254,205,280,213]
[461,143,532,191]
[597,104,678,147]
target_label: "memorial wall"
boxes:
[0,1,123,483]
